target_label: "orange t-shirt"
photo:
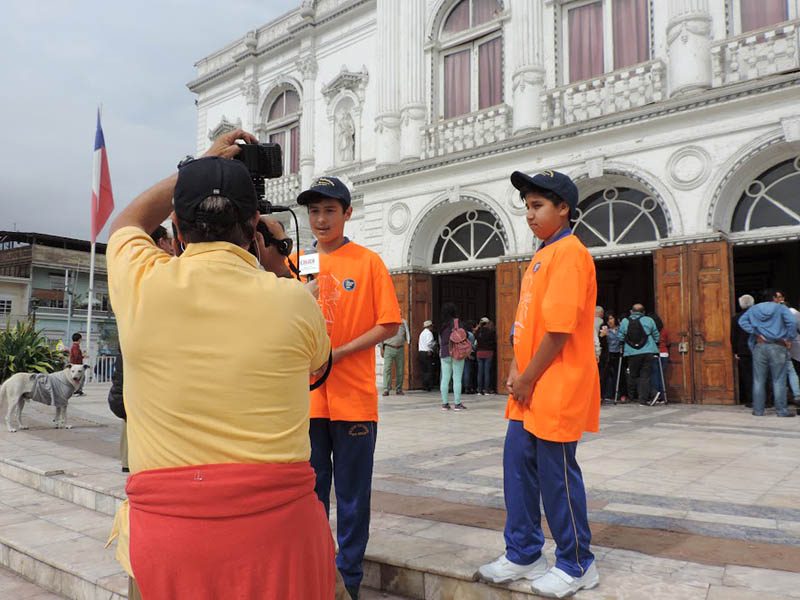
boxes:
[309,242,401,422]
[504,234,600,442]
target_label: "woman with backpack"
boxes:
[439,302,470,411]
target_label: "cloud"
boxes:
[0,0,298,241]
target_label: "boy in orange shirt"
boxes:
[478,170,600,598]
[296,177,401,600]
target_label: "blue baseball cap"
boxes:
[297,176,351,209]
[511,169,579,219]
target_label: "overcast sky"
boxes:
[0,0,298,242]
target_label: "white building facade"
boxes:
[190,0,800,404]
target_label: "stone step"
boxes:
[0,564,66,599]
[2,455,800,600]
[0,457,125,517]
[0,456,538,599]
[0,476,126,599]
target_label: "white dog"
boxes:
[0,364,89,432]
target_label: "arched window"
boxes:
[574,187,667,248]
[432,209,507,264]
[439,0,504,120]
[266,89,301,175]
[731,157,800,232]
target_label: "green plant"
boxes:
[0,319,64,383]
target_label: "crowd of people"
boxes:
[592,304,668,406]
[101,129,602,599]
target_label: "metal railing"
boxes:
[89,355,116,384]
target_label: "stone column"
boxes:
[510,0,545,134]
[375,0,401,166]
[399,0,426,161]
[667,0,713,96]
[297,55,318,188]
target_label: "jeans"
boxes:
[477,357,493,392]
[752,343,790,416]
[626,354,652,402]
[382,345,404,393]
[462,358,474,392]
[787,355,800,399]
[418,351,436,391]
[602,352,621,400]
[440,356,465,405]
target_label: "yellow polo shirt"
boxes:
[106,226,330,472]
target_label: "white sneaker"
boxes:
[476,554,548,584]
[531,562,599,598]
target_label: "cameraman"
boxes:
[105,129,335,599]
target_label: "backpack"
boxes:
[449,319,473,360]
[625,316,648,350]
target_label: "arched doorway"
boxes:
[573,183,669,318]
[398,195,513,391]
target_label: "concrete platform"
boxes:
[0,384,797,599]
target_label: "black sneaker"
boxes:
[453,403,468,411]
[441,403,451,411]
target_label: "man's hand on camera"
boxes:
[255,217,291,277]
[203,128,258,160]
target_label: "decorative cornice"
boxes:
[321,66,369,101]
[352,72,800,187]
[188,1,375,93]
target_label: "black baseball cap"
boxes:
[297,176,351,209]
[511,169,579,219]
[173,157,258,224]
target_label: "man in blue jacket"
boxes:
[620,304,660,405]
[738,289,797,417]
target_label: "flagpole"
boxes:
[86,244,95,380]
[85,103,102,382]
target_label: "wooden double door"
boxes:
[655,241,736,404]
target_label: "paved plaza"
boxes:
[0,384,797,598]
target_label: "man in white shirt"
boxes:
[418,320,436,392]
[382,319,411,396]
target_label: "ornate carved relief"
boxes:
[208,116,242,141]
[667,146,712,190]
[242,79,260,105]
[337,111,356,164]
[322,66,369,103]
[323,66,369,168]
[297,55,318,80]
[387,202,411,234]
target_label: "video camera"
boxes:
[234,143,296,256]
[235,142,283,210]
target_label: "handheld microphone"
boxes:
[299,245,320,281]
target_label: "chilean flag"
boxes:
[91,110,114,242]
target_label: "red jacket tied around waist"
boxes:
[126,462,335,600]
